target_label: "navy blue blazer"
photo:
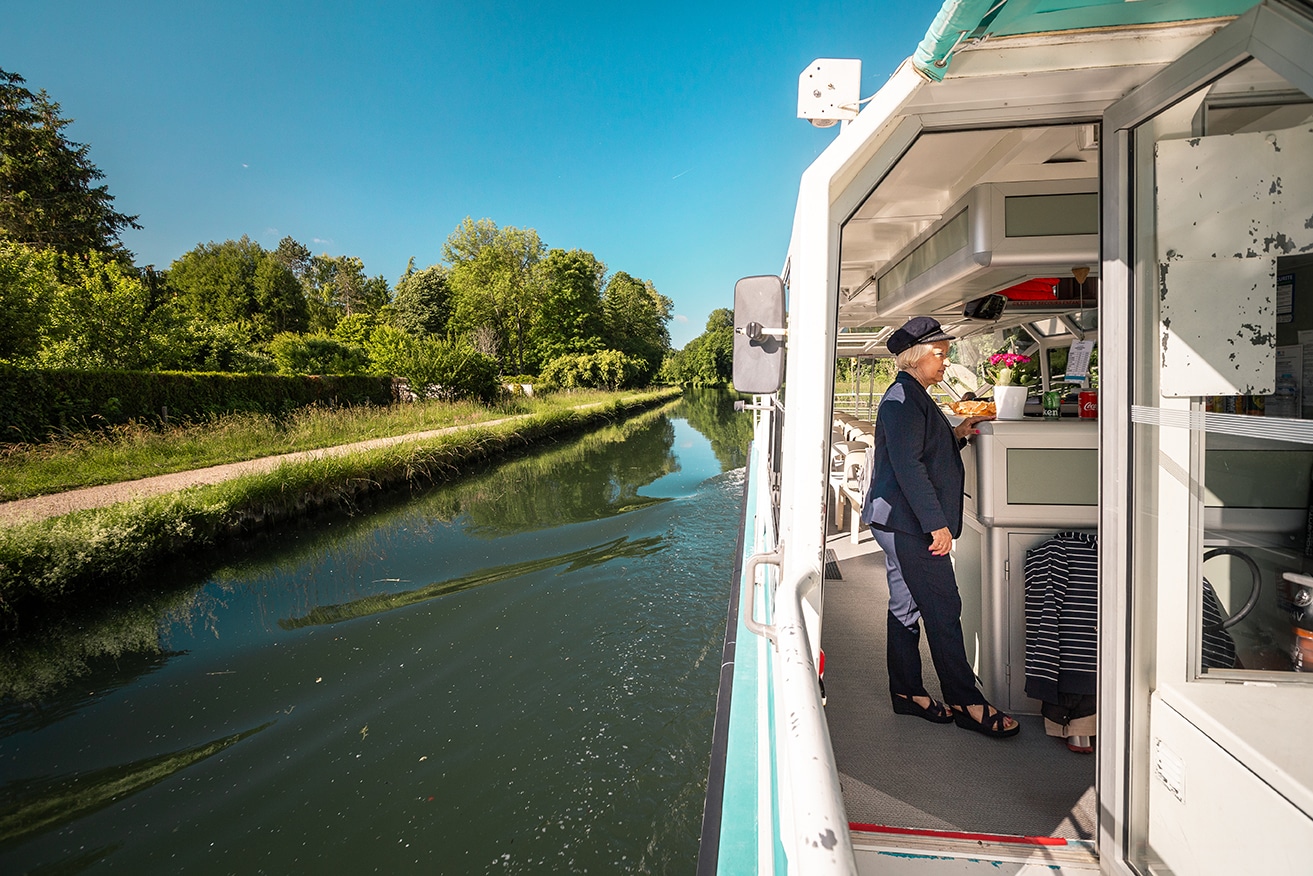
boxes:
[860,370,967,538]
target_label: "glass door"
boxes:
[1105,3,1313,874]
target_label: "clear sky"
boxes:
[3,1,931,348]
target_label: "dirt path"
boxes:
[0,414,533,527]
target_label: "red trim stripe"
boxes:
[848,822,1068,847]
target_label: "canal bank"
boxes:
[0,389,749,872]
[0,389,680,623]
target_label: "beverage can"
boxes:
[1078,390,1098,418]
[1042,390,1061,418]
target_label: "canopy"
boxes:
[912,0,1259,81]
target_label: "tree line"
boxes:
[1,67,737,395]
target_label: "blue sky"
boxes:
[3,1,931,348]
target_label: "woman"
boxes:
[860,316,1020,739]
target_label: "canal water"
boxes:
[0,390,750,874]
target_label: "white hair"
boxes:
[895,343,938,372]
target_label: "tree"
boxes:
[0,241,57,362]
[601,271,672,382]
[167,236,308,342]
[0,68,140,256]
[267,332,368,375]
[443,218,544,374]
[305,253,390,333]
[391,258,452,338]
[541,349,645,391]
[529,248,605,371]
[35,251,186,370]
[662,307,733,387]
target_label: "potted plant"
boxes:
[984,350,1038,419]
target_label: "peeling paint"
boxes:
[818,828,838,850]
[1265,231,1296,254]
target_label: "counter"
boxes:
[956,416,1099,713]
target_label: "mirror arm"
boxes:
[736,322,789,341]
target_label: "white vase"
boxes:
[993,384,1028,420]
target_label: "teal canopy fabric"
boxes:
[912,0,1260,81]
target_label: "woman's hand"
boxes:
[929,527,953,556]
[953,415,993,442]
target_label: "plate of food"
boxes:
[947,399,996,417]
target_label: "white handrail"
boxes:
[772,569,858,874]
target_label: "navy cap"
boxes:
[886,316,955,356]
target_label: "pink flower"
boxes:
[989,352,1031,368]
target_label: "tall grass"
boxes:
[0,389,641,501]
[0,390,681,622]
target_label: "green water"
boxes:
[0,390,750,874]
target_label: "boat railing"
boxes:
[742,396,858,874]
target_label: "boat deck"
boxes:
[822,524,1097,844]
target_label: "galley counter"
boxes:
[954,417,1099,714]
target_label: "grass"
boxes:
[0,389,641,502]
[0,389,682,622]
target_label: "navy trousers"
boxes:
[872,527,986,707]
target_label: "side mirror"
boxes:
[733,275,786,394]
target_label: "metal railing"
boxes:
[740,394,859,875]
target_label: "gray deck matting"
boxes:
[823,528,1097,841]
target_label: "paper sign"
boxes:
[1065,340,1095,381]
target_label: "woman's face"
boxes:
[910,341,951,387]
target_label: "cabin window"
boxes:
[877,209,969,301]
[1133,55,1313,695]
[1004,192,1098,237]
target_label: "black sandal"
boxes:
[952,704,1020,738]
[891,694,954,724]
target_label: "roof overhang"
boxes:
[796,10,1249,341]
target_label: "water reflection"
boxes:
[0,721,272,844]
[0,389,751,873]
[0,401,683,703]
[278,535,665,629]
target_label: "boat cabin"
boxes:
[702,1,1313,874]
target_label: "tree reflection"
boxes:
[0,721,271,844]
[677,388,752,472]
[0,392,751,705]
[279,535,666,629]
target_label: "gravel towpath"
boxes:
[0,414,531,527]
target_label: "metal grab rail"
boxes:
[742,549,782,644]
[772,569,858,875]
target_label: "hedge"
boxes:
[0,365,394,443]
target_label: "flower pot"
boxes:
[993,384,1028,420]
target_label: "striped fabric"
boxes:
[1201,578,1238,671]
[1024,531,1099,703]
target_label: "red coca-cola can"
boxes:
[1078,391,1098,418]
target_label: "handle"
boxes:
[743,549,782,644]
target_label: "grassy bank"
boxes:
[0,389,642,502]
[0,388,681,623]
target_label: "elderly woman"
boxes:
[861,316,1019,739]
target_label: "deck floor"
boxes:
[823,525,1097,842]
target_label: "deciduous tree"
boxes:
[529,248,605,371]
[444,218,544,374]
[0,241,57,362]
[167,236,308,342]
[392,258,452,338]
[601,271,672,382]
